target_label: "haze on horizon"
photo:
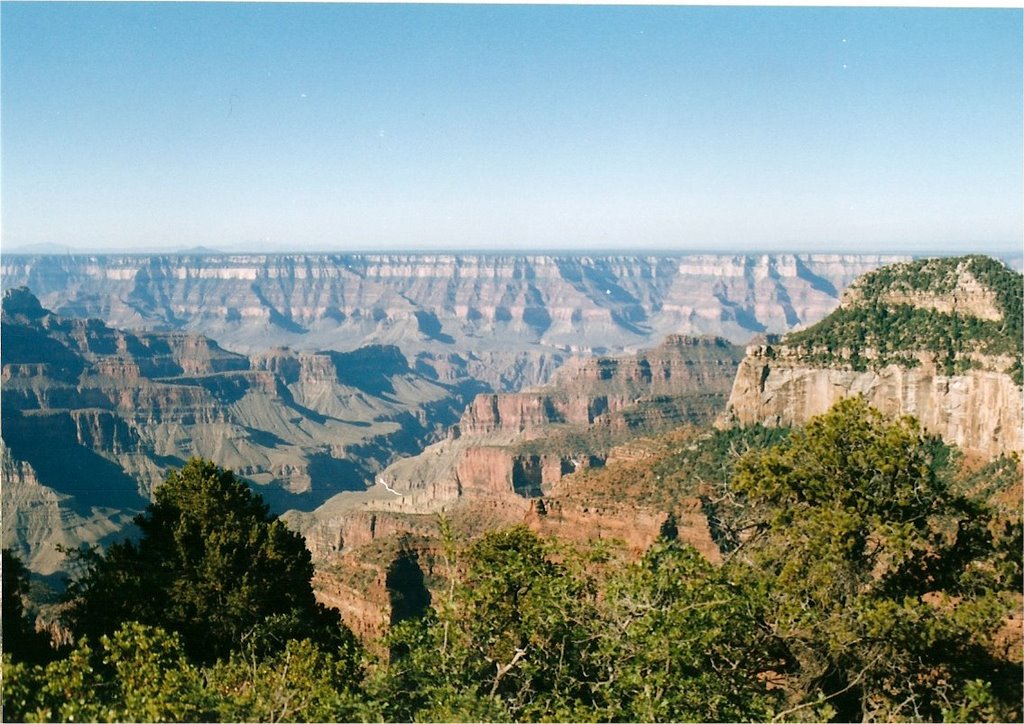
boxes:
[1,4,1021,256]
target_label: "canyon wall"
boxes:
[2,253,905,390]
[726,346,1023,459]
[1,289,477,574]
[290,334,745,563]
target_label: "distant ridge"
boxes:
[3,242,75,255]
[174,245,226,255]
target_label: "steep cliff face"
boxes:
[377,335,742,504]
[1,289,478,574]
[724,256,1024,458]
[456,336,742,436]
[728,348,1022,458]
[2,253,904,390]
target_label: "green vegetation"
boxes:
[786,255,1023,383]
[4,404,1021,722]
[724,398,1019,721]
[62,458,352,664]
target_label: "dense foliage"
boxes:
[786,255,1023,383]
[61,458,351,664]
[725,398,1019,721]
[4,405,1020,722]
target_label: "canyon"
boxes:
[1,252,904,391]
[0,288,480,575]
[4,251,1020,639]
[288,334,744,561]
[1,252,904,578]
[286,255,1022,635]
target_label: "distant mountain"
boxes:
[724,255,1024,458]
[0,288,481,575]
[3,243,76,255]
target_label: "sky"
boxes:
[1,3,1022,255]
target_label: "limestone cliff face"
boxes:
[726,346,1023,458]
[723,256,1024,458]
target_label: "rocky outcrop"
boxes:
[723,256,1024,458]
[726,346,1023,458]
[371,335,742,506]
[293,335,744,566]
[524,494,720,562]
[456,336,744,437]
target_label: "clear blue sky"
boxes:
[2,3,1021,254]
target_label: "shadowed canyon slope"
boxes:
[2,253,905,390]
[0,288,481,575]
[723,255,1024,458]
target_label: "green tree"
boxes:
[63,458,351,664]
[206,638,364,722]
[729,397,1020,721]
[3,621,368,723]
[589,542,781,722]
[2,623,213,723]
[373,524,600,722]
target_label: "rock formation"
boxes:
[1,289,477,574]
[289,334,745,574]
[723,256,1024,458]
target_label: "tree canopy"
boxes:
[727,397,1020,721]
[63,458,350,664]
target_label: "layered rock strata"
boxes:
[727,346,1022,458]
[291,335,744,568]
[2,253,906,390]
[724,256,1023,458]
[1,289,475,574]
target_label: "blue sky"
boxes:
[2,4,1021,254]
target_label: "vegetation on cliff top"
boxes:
[4,398,1020,722]
[785,255,1023,383]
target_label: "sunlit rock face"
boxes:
[726,346,1023,459]
[723,256,1024,459]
